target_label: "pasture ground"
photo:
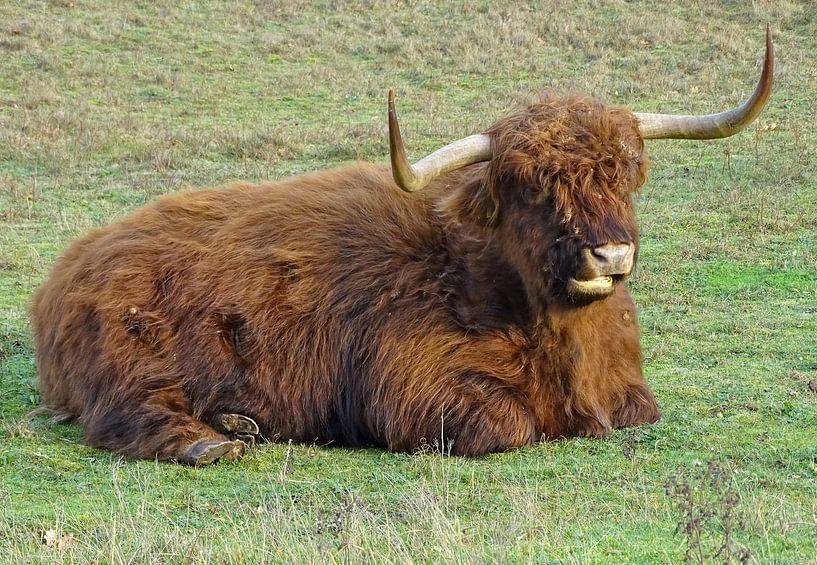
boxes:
[1,1,815,562]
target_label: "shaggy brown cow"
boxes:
[32,31,773,464]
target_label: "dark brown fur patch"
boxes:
[213,310,254,364]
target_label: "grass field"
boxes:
[1,0,816,562]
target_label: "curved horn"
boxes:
[635,26,774,140]
[388,90,492,192]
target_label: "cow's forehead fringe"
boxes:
[486,92,648,204]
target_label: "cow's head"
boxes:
[388,29,773,307]
[481,94,645,305]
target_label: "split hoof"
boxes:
[221,439,247,462]
[213,413,260,454]
[214,413,260,435]
[179,439,244,466]
[233,432,256,449]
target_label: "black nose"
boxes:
[584,242,635,276]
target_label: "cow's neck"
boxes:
[439,220,534,332]
[440,217,629,437]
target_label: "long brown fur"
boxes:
[32,92,660,460]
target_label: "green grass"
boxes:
[1,0,816,562]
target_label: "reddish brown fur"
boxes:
[32,92,660,460]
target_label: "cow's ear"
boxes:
[436,175,499,227]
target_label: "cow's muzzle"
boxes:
[567,242,635,298]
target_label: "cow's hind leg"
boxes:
[81,387,244,465]
[181,437,245,465]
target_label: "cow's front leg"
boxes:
[377,374,536,456]
[611,383,661,429]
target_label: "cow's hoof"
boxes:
[214,413,260,435]
[213,413,260,451]
[233,432,256,449]
[179,439,243,466]
[221,439,247,462]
